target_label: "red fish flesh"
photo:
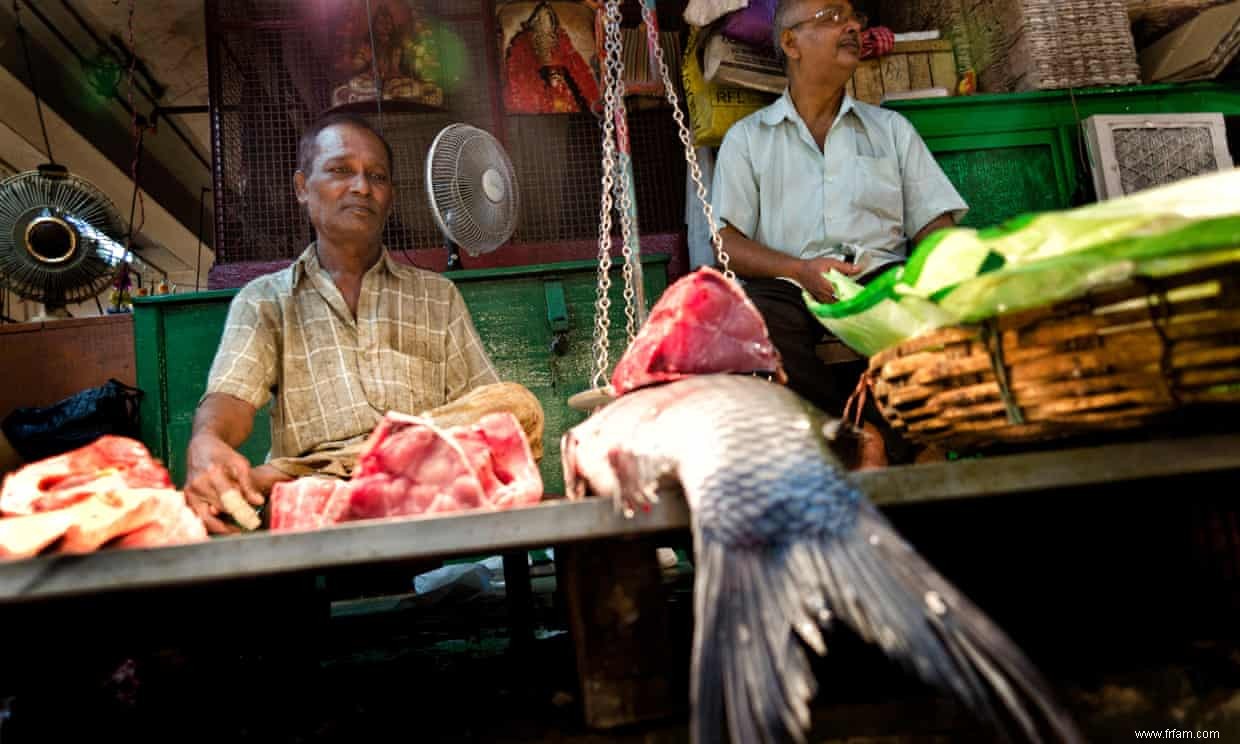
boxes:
[610,266,785,396]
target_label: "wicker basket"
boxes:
[879,0,1141,92]
[865,262,1240,450]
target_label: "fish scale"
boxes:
[562,373,1084,744]
[679,377,861,545]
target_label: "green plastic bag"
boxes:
[806,169,1240,357]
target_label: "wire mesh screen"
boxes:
[935,145,1065,228]
[506,107,685,244]
[1113,126,1223,195]
[208,0,687,265]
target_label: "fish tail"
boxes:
[811,502,1084,743]
[691,532,819,744]
[692,502,1084,743]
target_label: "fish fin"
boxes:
[607,449,675,517]
[692,533,820,744]
[808,501,1084,743]
[559,432,586,500]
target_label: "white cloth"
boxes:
[684,0,748,27]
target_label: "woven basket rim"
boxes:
[864,261,1240,449]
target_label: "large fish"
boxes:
[562,269,1082,743]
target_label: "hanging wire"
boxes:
[121,0,153,259]
[363,0,385,135]
[13,0,56,164]
[195,186,209,291]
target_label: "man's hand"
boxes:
[184,432,264,534]
[796,257,860,303]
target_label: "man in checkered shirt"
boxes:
[184,113,539,534]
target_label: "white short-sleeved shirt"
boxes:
[712,90,968,279]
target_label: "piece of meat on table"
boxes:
[58,488,164,554]
[610,266,786,396]
[0,508,81,560]
[349,413,485,519]
[115,490,209,549]
[451,413,542,509]
[268,411,543,531]
[268,477,351,532]
[0,487,200,559]
[0,436,172,516]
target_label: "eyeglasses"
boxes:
[787,5,869,32]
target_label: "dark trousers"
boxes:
[743,278,914,463]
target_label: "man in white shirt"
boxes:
[711,0,967,464]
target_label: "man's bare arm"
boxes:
[720,226,858,303]
[184,393,264,533]
[913,212,956,246]
[192,392,256,448]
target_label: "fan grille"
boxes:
[0,170,127,305]
[428,124,519,255]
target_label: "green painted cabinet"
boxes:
[133,290,274,486]
[886,82,1240,228]
[133,256,669,494]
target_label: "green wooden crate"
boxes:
[133,256,669,495]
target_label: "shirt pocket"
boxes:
[852,156,904,223]
[370,348,441,416]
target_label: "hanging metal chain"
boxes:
[604,0,639,343]
[640,4,733,280]
[589,0,623,391]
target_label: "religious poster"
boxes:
[498,0,602,114]
[321,0,446,109]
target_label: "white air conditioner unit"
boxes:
[1083,113,1234,200]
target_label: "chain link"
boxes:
[606,0,639,344]
[592,0,741,389]
[640,5,733,280]
[589,0,623,390]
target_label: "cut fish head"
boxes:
[610,267,786,396]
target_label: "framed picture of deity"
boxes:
[497,0,602,115]
[317,0,448,111]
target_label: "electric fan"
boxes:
[0,163,128,319]
[425,124,519,270]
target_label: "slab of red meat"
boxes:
[269,412,543,531]
[0,436,172,516]
[452,413,542,509]
[348,413,486,519]
[114,490,209,549]
[268,477,351,532]
[610,266,786,396]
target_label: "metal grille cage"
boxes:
[1083,113,1235,201]
[1113,127,1221,195]
[207,0,686,267]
